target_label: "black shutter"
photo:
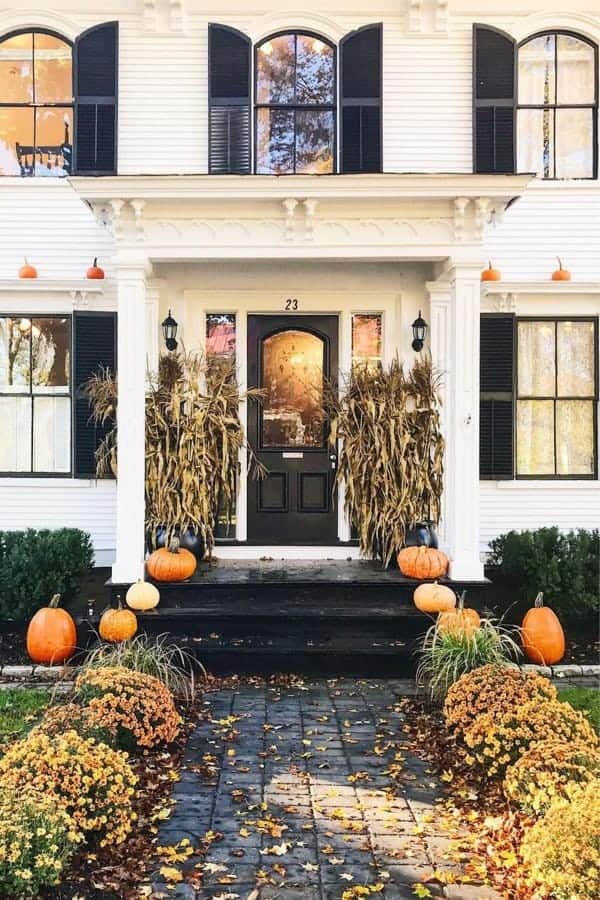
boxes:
[74,22,118,174]
[73,312,117,478]
[480,315,514,480]
[208,24,251,174]
[340,24,382,173]
[473,25,515,174]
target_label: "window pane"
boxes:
[296,110,334,174]
[0,106,34,176]
[517,108,554,178]
[34,33,72,103]
[32,317,70,392]
[262,329,325,448]
[296,35,334,104]
[352,314,382,370]
[517,399,555,475]
[556,400,594,475]
[206,313,236,362]
[0,33,33,103]
[555,108,594,179]
[0,396,31,471]
[518,34,556,104]
[0,317,31,392]
[557,321,595,396]
[33,396,70,472]
[256,108,294,174]
[34,107,72,176]
[557,35,595,104]
[518,321,556,395]
[256,34,295,104]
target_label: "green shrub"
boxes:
[0,528,94,622]
[487,527,599,624]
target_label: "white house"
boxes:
[0,0,598,587]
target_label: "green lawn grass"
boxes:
[559,686,600,732]
[0,688,49,747]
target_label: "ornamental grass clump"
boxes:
[74,666,181,750]
[520,780,600,900]
[0,729,136,846]
[443,664,557,738]
[0,789,78,897]
[464,698,598,778]
[416,620,521,703]
[504,738,600,816]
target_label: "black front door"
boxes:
[247,315,338,544]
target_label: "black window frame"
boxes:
[253,30,338,175]
[0,27,74,177]
[0,312,73,477]
[516,30,599,180]
[515,315,598,480]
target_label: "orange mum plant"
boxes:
[0,729,137,846]
[74,666,181,750]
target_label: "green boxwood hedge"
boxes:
[487,527,599,626]
[0,529,93,623]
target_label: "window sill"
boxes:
[0,477,114,488]
[0,279,104,294]
[487,480,600,490]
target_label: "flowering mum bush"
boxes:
[443,664,557,738]
[0,789,78,897]
[0,730,137,846]
[464,698,598,778]
[35,701,115,745]
[74,666,181,750]
[521,780,600,900]
[504,738,600,815]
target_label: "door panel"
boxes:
[247,315,338,544]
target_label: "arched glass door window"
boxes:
[255,32,335,174]
[517,32,597,179]
[0,30,73,177]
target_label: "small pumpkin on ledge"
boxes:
[86,257,105,279]
[19,258,37,279]
[551,257,571,281]
[481,260,501,282]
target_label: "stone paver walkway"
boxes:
[152,678,499,900]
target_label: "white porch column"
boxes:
[112,260,149,584]
[429,264,484,581]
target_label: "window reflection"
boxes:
[352,314,383,371]
[262,329,325,448]
[0,30,73,177]
[206,313,236,364]
[255,32,335,174]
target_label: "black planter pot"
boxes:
[148,527,205,563]
[404,522,439,549]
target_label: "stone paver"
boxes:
[150,678,500,900]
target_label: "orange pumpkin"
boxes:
[551,257,571,281]
[438,591,481,637]
[19,258,37,279]
[126,579,160,612]
[26,594,77,665]
[481,260,501,282]
[413,581,456,614]
[146,538,197,583]
[521,592,565,665]
[99,601,138,643]
[397,546,449,580]
[86,257,105,279]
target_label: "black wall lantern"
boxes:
[161,309,178,351]
[411,310,428,352]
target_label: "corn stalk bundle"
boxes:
[84,352,263,557]
[325,356,444,567]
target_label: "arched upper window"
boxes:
[517,31,598,179]
[255,32,336,174]
[0,30,73,176]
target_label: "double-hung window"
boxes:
[0,315,71,473]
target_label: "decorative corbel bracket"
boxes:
[435,0,449,33]
[490,292,517,313]
[142,0,186,34]
[408,0,423,33]
[303,199,318,241]
[70,289,91,310]
[130,199,146,243]
[282,198,299,241]
[474,197,493,241]
[453,197,470,243]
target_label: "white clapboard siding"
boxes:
[0,480,117,566]
[480,483,600,553]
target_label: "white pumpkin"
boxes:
[125,579,160,611]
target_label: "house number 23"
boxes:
[285,298,299,310]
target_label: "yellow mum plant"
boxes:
[0,789,78,897]
[74,666,181,750]
[504,738,600,815]
[0,730,137,847]
[443,664,557,738]
[35,701,115,745]
[464,698,598,778]
[521,780,600,900]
